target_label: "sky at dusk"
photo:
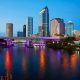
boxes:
[0,0,80,36]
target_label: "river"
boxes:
[0,43,80,80]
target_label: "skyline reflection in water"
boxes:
[5,49,12,72]
[5,48,12,80]
[0,44,80,80]
[62,51,77,80]
[22,52,27,80]
[39,48,45,79]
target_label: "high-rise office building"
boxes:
[26,17,33,37]
[50,18,65,37]
[23,25,26,37]
[66,21,74,36]
[6,23,13,37]
[17,31,23,37]
[39,6,49,37]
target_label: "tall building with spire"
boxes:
[39,6,49,37]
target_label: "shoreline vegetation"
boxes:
[45,37,80,52]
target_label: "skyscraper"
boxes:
[23,25,26,37]
[50,18,65,37]
[66,21,74,36]
[26,17,33,37]
[6,23,13,37]
[39,6,49,37]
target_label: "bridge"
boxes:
[0,36,63,42]
[0,37,63,47]
[0,36,80,48]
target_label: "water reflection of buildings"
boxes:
[76,51,80,56]
[39,49,45,78]
[49,50,62,74]
[62,54,68,75]
[5,49,12,80]
[22,53,27,80]
[22,55,27,72]
[62,52,77,79]
[70,53,77,74]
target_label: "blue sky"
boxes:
[0,0,80,36]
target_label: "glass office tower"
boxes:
[26,17,33,37]
[66,21,74,36]
[39,6,49,37]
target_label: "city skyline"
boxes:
[0,0,80,36]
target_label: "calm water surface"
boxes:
[0,43,80,80]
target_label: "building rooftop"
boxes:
[50,18,64,23]
[68,20,73,24]
[40,6,48,13]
